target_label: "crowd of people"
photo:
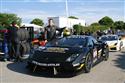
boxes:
[0,19,66,61]
[0,21,20,61]
[0,18,119,62]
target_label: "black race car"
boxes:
[27,35,109,75]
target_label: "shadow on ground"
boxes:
[7,62,84,78]
[113,51,125,72]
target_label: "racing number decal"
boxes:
[93,48,97,58]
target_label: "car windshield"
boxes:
[100,36,118,41]
[116,31,125,36]
[46,38,86,47]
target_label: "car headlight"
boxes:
[66,54,79,62]
[114,43,118,45]
[36,46,46,51]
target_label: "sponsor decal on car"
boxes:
[32,61,60,66]
[44,47,68,53]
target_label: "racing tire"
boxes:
[24,29,30,40]
[19,43,30,60]
[25,43,30,54]
[19,43,27,56]
[17,29,29,41]
[16,29,22,41]
[103,47,109,61]
[20,29,26,41]
[84,53,93,73]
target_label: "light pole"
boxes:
[65,0,69,18]
[65,0,69,28]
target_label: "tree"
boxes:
[113,21,124,30]
[0,13,21,26]
[124,23,125,29]
[30,18,44,26]
[73,24,82,34]
[91,22,100,26]
[98,16,114,26]
[68,16,78,19]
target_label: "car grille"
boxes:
[32,51,71,63]
[110,47,116,50]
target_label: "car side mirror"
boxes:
[94,42,100,46]
[88,45,94,48]
[94,43,98,45]
[97,40,102,43]
[119,38,121,40]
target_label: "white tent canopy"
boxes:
[21,23,43,31]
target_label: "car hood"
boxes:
[31,47,84,63]
[106,40,118,46]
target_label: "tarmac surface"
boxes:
[0,50,125,83]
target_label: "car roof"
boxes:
[67,35,91,39]
[101,34,118,37]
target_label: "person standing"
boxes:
[7,21,19,61]
[44,19,65,42]
[0,23,9,61]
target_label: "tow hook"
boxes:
[33,65,37,72]
[53,67,58,75]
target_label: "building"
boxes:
[48,17,86,29]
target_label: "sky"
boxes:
[0,0,124,25]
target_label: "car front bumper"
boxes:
[108,45,119,51]
[27,60,84,71]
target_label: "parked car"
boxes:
[27,35,109,75]
[99,35,122,51]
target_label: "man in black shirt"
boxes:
[44,19,65,41]
[8,21,19,61]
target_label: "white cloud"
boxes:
[72,6,122,13]
[16,10,52,22]
[95,0,124,2]
[23,0,31,2]
[2,0,124,24]
[1,8,11,12]
[2,9,50,23]
[38,0,64,3]
[20,7,123,24]
[8,9,65,23]
[69,5,124,24]
[1,6,66,23]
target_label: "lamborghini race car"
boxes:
[27,35,109,75]
[99,35,122,51]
